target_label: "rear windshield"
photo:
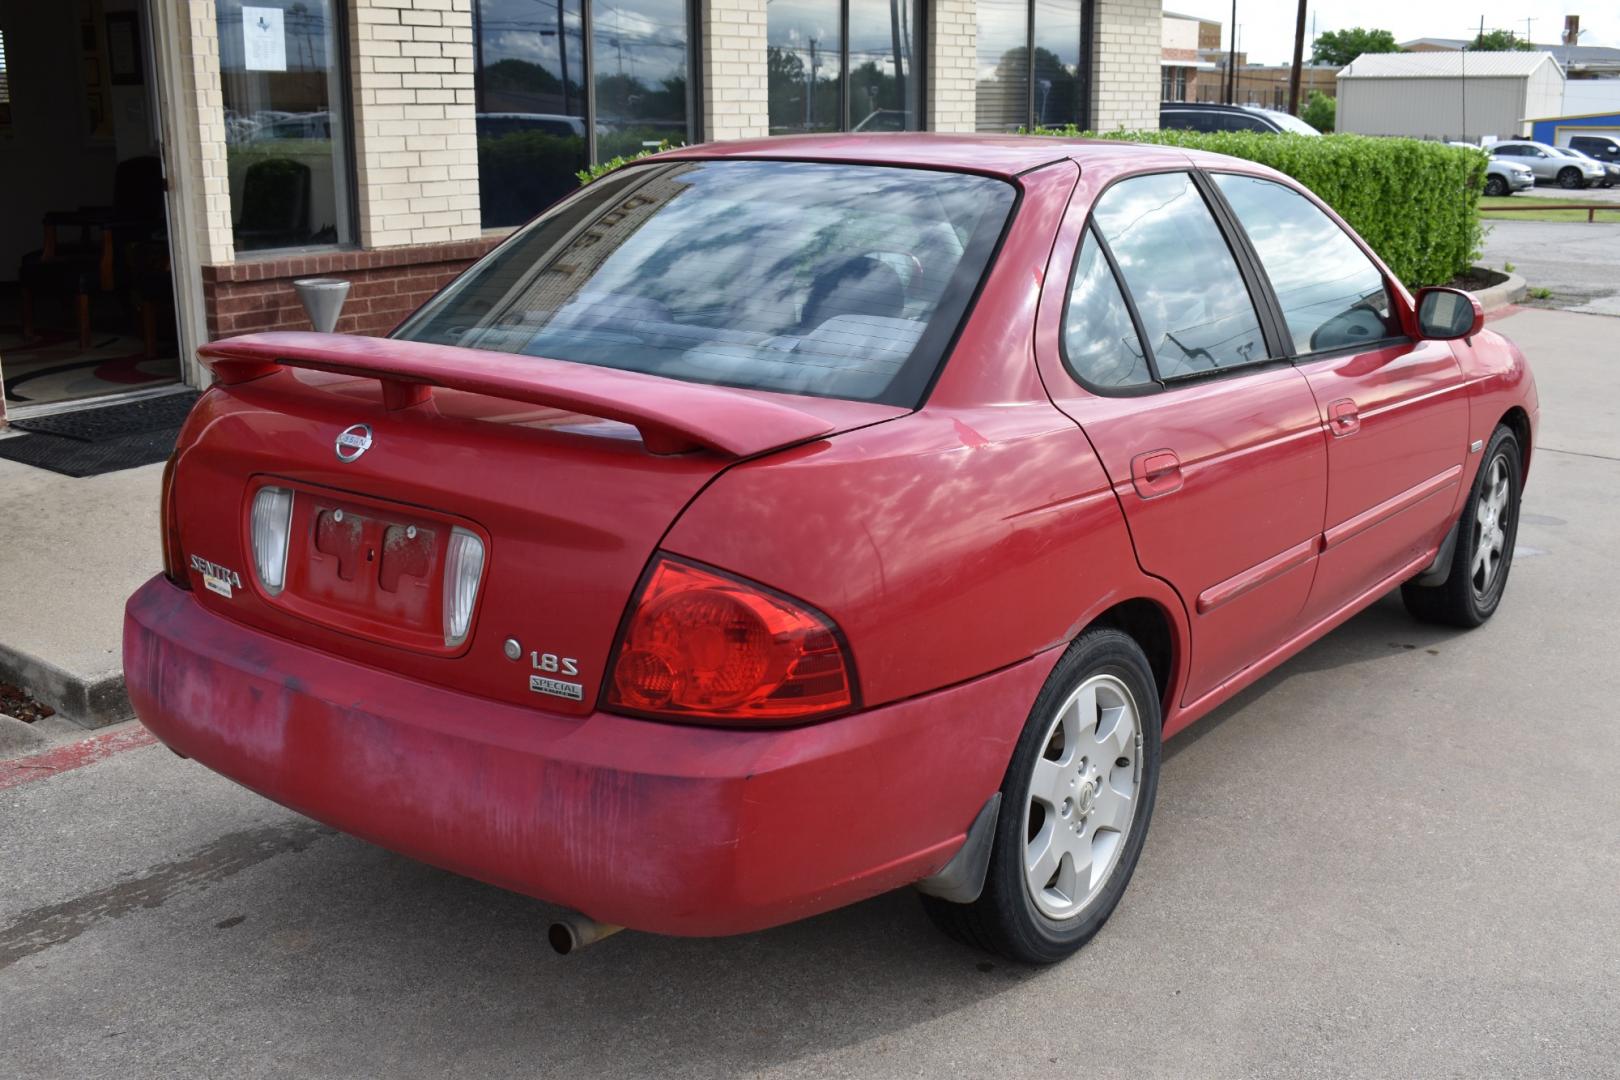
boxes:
[393,160,1016,406]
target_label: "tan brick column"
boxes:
[702,0,769,141]
[927,0,976,132]
[351,0,482,247]
[173,0,236,264]
[1091,0,1162,131]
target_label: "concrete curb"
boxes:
[1468,269,1528,313]
[0,646,129,730]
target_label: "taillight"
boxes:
[160,451,190,589]
[604,556,857,726]
[249,486,294,594]
[442,527,485,646]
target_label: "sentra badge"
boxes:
[335,423,373,463]
[190,555,243,599]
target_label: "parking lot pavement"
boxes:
[3,307,1618,1080]
[1480,219,1620,314]
[1520,183,1620,204]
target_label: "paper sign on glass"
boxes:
[242,6,287,72]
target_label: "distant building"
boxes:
[1400,18,1620,80]
[1337,51,1564,141]
[1161,11,1218,101]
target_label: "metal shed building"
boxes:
[1336,52,1565,142]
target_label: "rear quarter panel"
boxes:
[662,405,1179,711]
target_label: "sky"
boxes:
[1162,1,1620,66]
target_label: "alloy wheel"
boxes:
[1022,674,1142,920]
[1472,451,1514,598]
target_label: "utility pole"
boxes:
[1287,0,1307,114]
[1225,0,1237,104]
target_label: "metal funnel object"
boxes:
[293,277,352,334]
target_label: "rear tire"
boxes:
[1483,175,1508,197]
[920,628,1161,965]
[1558,167,1583,189]
[1402,425,1522,628]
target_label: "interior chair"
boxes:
[17,156,167,347]
[234,158,312,250]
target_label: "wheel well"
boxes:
[1500,405,1533,480]
[1089,599,1174,711]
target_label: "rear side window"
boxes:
[1090,172,1267,377]
[1212,173,1400,355]
[393,160,1015,406]
[1062,228,1150,389]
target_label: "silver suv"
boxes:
[1490,140,1607,189]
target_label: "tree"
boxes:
[1469,29,1535,51]
[1301,90,1335,133]
[1310,27,1399,67]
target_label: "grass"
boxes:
[1479,195,1620,223]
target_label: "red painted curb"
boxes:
[0,724,158,792]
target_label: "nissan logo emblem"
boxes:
[335,423,373,463]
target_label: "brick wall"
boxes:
[177,0,234,264]
[928,0,977,132]
[200,239,501,340]
[350,0,482,247]
[703,0,770,140]
[1092,0,1162,131]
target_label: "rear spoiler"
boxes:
[197,332,837,457]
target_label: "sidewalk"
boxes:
[0,454,162,727]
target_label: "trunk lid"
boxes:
[171,334,903,715]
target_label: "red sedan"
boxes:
[124,135,1537,964]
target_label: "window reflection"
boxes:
[592,0,691,160]
[1092,172,1266,377]
[768,0,842,133]
[977,0,1086,131]
[217,0,352,250]
[474,0,588,228]
[1212,174,1398,355]
[848,0,917,131]
[1064,228,1150,388]
[768,0,919,134]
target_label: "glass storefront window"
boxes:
[473,0,588,228]
[593,0,692,160]
[767,0,842,134]
[216,0,353,251]
[768,0,920,135]
[977,0,1089,132]
[474,0,693,227]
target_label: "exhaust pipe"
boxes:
[548,912,623,955]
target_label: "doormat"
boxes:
[11,391,200,441]
[0,392,200,477]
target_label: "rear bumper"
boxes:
[123,576,1050,936]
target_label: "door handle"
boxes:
[1131,449,1183,499]
[1327,399,1360,437]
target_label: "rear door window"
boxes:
[394,160,1015,406]
[1089,171,1268,377]
[1062,227,1151,389]
[1211,173,1400,355]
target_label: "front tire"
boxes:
[1483,174,1509,197]
[921,628,1161,964]
[1402,424,1522,628]
[1558,167,1583,189]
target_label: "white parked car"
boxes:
[1490,140,1607,189]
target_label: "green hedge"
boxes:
[1031,127,1486,287]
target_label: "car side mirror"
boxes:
[1415,287,1485,342]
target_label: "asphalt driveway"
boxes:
[2,307,1617,1080]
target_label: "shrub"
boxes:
[1030,127,1485,287]
[578,141,673,186]
[1301,91,1335,134]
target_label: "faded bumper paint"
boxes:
[123,576,1051,936]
